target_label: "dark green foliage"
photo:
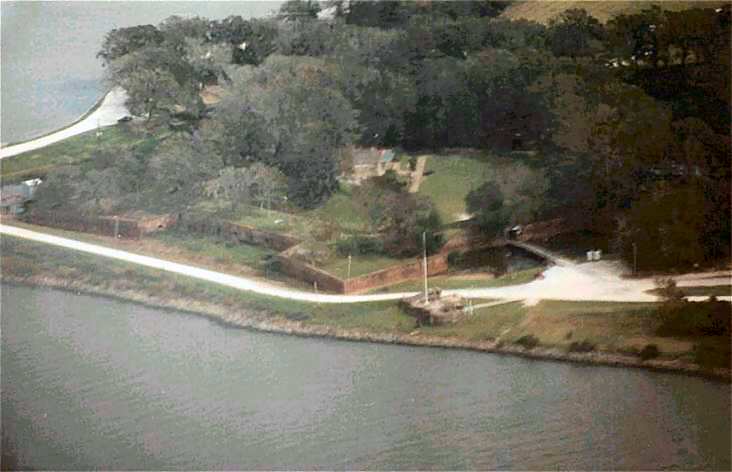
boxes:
[515,334,539,350]
[656,300,731,337]
[568,340,595,353]
[278,0,320,22]
[547,8,605,58]
[336,235,384,257]
[694,337,731,369]
[617,185,707,271]
[86,4,730,273]
[465,182,509,235]
[284,311,311,321]
[639,344,660,361]
[97,24,164,65]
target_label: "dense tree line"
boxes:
[36,1,730,270]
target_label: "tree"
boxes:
[380,192,443,257]
[217,55,358,208]
[158,15,211,53]
[465,182,509,235]
[105,45,201,122]
[278,0,321,22]
[616,184,706,271]
[148,135,221,204]
[97,24,164,66]
[204,167,256,211]
[184,39,232,85]
[248,163,287,211]
[589,82,675,211]
[547,8,605,58]
[203,163,286,212]
[31,167,83,211]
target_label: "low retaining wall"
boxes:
[276,245,449,295]
[177,216,300,252]
[276,253,345,293]
[26,211,143,239]
[346,253,449,294]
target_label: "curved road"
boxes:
[0,88,130,159]
[7,223,715,305]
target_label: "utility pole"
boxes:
[347,254,352,294]
[633,242,638,276]
[423,231,428,303]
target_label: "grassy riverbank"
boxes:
[2,234,729,380]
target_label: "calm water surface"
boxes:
[0,1,280,143]
[2,285,730,470]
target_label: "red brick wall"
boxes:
[345,253,449,294]
[276,254,345,293]
[27,211,142,239]
[177,216,300,252]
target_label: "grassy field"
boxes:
[417,152,543,224]
[418,153,495,223]
[499,1,725,24]
[303,185,370,233]
[151,229,276,269]
[0,235,403,324]
[374,266,545,293]
[2,220,292,285]
[320,253,407,279]
[0,126,152,182]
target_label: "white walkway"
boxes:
[0,88,130,159]
[2,224,729,304]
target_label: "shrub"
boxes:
[447,250,464,266]
[515,334,539,350]
[694,338,731,369]
[568,340,595,353]
[336,235,384,257]
[656,300,731,337]
[284,312,310,321]
[639,344,660,361]
[655,278,684,301]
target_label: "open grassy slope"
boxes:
[500,1,726,24]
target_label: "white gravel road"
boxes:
[2,224,729,304]
[0,87,130,159]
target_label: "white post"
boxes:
[347,254,352,293]
[423,231,428,303]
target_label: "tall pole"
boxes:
[347,254,352,293]
[423,231,428,303]
[633,242,637,276]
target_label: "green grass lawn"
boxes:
[421,299,664,349]
[151,229,276,268]
[418,153,496,223]
[302,185,370,233]
[374,266,545,293]
[320,253,408,279]
[0,126,149,182]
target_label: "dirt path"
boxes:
[0,88,130,159]
[407,155,428,193]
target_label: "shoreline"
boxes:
[3,274,730,383]
[1,89,107,149]
[0,87,129,159]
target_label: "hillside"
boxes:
[500,1,727,24]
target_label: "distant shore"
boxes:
[0,88,129,159]
[3,273,729,383]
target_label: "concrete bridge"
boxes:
[503,239,574,267]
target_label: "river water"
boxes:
[2,284,730,470]
[0,1,281,144]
